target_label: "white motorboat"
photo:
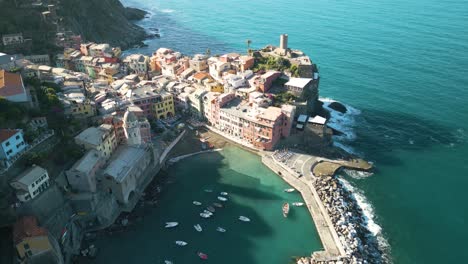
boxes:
[194,224,202,232]
[216,227,226,232]
[292,202,304,206]
[200,213,211,218]
[217,196,228,202]
[204,189,213,193]
[165,222,179,228]
[239,216,250,222]
[284,188,295,193]
[203,210,213,215]
[193,201,202,206]
[175,241,188,246]
[220,192,228,196]
[164,260,173,264]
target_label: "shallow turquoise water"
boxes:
[116,0,468,262]
[93,147,322,264]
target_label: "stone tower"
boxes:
[280,34,288,50]
[123,110,142,146]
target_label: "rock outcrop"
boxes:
[328,102,348,114]
[59,0,149,49]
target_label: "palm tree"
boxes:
[246,39,252,55]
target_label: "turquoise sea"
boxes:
[115,0,468,263]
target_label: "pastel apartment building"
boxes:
[126,84,175,119]
[0,129,28,167]
[74,124,118,160]
[0,69,31,104]
[255,70,281,93]
[123,54,150,75]
[13,216,63,264]
[203,93,295,150]
[10,165,50,202]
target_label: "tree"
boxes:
[246,39,252,55]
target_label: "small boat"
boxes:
[203,210,213,215]
[194,224,202,232]
[198,252,208,260]
[193,201,202,206]
[216,227,226,232]
[292,202,304,207]
[217,196,227,202]
[220,192,228,196]
[282,202,290,217]
[164,261,173,264]
[207,206,216,212]
[165,222,178,228]
[204,189,213,193]
[239,216,250,222]
[284,188,295,193]
[200,213,210,218]
[213,202,223,208]
[175,241,187,246]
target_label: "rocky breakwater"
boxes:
[313,176,383,263]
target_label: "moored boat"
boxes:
[217,196,227,202]
[207,206,216,212]
[164,260,173,264]
[213,202,223,208]
[282,202,290,217]
[204,189,213,193]
[198,252,208,260]
[200,213,210,218]
[239,216,250,222]
[165,222,178,228]
[194,224,202,232]
[284,188,295,193]
[216,227,226,232]
[175,240,187,246]
[193,201,202,206]
[220,192,228,196]
[292,202,304,207]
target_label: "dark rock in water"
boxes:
[328,102,348,114]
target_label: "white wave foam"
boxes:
[343,169,374,179]
[338,177,391,257]
[321,97,361,153]
[160,9,175,13]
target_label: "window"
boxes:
[5,141,10,147]
[16,135,20,140]
[23,244,30,250]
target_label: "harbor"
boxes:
[89,146,323,264]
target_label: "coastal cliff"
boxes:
[59,0,148,49]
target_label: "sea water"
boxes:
[92,147,322,263]
[115,0,468,262]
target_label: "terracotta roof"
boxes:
[0,70,25,97]
[13,216,48,244]
[192,72,210,80]
[0,129,20,142]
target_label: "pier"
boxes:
[261,153,346,261]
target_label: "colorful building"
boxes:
[74,124,118,160]
[13,216,63,264]
[10,165,50,202]
[0,129,28,168]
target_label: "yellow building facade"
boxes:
[153,93,175,119]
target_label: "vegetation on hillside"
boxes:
[273,91,297,107]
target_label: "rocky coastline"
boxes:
[60,0,150,50]
[313,175,384,263]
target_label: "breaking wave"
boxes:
[339,178,391,261]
